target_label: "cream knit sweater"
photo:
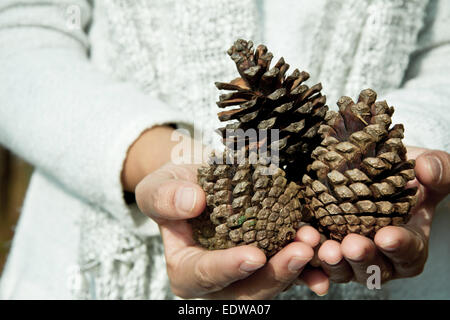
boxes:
[0,0,449,299]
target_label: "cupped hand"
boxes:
[135,162,326,299]
[296,147,450,285]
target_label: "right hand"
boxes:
[136,162,329,299]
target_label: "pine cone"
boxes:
[216,39,328,181]
[301,89,418,241]
[190,151,303,257]
[189,39,328,257]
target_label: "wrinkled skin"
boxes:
[135,147,449,298]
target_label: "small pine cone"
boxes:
[215,39,328,181]
[302,89,418,241]
[190,152,303,257]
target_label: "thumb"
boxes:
[415,150,450,198]
[135,163,206,224]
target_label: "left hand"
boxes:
[296,147,450,287]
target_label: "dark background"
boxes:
[0,147,32,273]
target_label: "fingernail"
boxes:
[239,261,264,273]
[425,155,442,183]
[316,292,328,297]
[175,187,196,213]
[288,257,308,273]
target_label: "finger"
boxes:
[167,244,266,299]
[374,225,427,278]
[296,268,329,296]
[295,226,322,267]
[341,234,394,284]
[406,149,449,238]
[406,146,428,160]
[318,240,353,283]
[296,226,321,247]
[217,242,314,299]
[415,150,450,199]
[404,150,450,238]
[136,164,206,223]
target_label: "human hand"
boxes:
[296,147,450,285]
[135,162,328,299]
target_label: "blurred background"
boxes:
[0,147,32,273]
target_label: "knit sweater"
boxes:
[0,0,449,299]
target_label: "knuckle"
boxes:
[194,262,220,292]
[165,258,177,276]
[166,254,199,299]
[395,256,426,277]
[165,164,196,181]
[396,247,428,277]
[405,264,425,278]
[152,183,173,214]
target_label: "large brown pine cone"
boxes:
[301,89,418,241]
[191,152,304,257]
[216,39,328,181]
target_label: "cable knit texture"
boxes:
[0,0,449,300]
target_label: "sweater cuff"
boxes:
[98,104,190,236]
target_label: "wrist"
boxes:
[121,125,176,192]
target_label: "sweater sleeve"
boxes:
[383,0,450,152]
[0,0,188,229]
